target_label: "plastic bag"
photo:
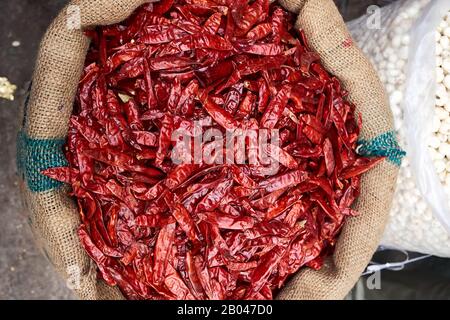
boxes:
[404,0,450,238]
[348,0,450,257]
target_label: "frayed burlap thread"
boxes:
[19,0,398,300]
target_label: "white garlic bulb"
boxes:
[427,6,450,247]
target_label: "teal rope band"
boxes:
[357,131,405,167]
[17,131,68,193]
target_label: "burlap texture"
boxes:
[20,0,398,300]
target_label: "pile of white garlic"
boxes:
[0,77,16,101]
[429,14,450,200]
[349,0,450,257]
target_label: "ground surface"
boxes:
[1,0,449,300]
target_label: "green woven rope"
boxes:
[357,131,405,166]
[16,131,67,193]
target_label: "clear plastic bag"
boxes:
[404,0,450,238]
[348,0,450,257]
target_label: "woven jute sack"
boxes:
[17,0,401,300]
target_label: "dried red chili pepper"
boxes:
[260,85,291,129]
[43,0,383,300]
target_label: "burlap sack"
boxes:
[17,0,400,300]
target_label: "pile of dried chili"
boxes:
[43,0,383,300]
